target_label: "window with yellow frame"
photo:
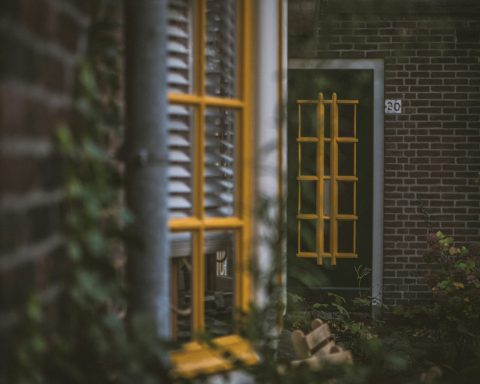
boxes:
[166,0,253,363]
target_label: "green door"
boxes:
[287,69,374,299]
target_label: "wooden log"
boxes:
[313,340,336,357]
[291,330,310,359]
[305,322,332,351]
[311,318,324,330]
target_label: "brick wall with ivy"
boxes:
[0,0,92,361]
[288,0,480,306]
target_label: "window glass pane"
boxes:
[338,182,354,215]
[168,105,195,218]
[338,104,355,137]
[300,143,316,176]
[338,143,354,176]
[170,232,193,342]
[299,181,316,215]
[205,108,237,217]
[338,220,354,253]
[299,220,316,253]
[204,230,236,337]
[167,0,194,93]
[205,0,238,97]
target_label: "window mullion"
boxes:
[191,0,207,334]
[237,0,252,313]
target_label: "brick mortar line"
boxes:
[0,284,62,330]
[46,0,91,29]
[0,137,53,157]
[0,79,72,110]
[0,188,65,212]
[0,234,64,272]
[0,17,79,67]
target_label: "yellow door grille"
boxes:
[296,93,359,266]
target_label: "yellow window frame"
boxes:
[296,93,359,266]
[167,0,257,376]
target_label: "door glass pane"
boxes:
[205,108,237,217]
[300,104,317,137]
[338,104,355,137]
[168,105,195,218]
[300,220,316,253]
[324,180,331,216]
[323,220,330,253]
[299,181,316,215]
[338,182,354,215]
[205,0,238,97]
[167,0,194,93]
[300,143,316,176]
[338,143,354,176]
[324,103,331,138]
[170,232,193,342]
[338,220,354,253]
[204,230,236,337]
[324,142,330,176]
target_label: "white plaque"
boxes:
[384,99,402,114]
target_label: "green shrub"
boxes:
[422,231,480,369]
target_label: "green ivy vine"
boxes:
[10,2,170,383]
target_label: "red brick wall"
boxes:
[289,0,480,306]
[0,0,91,353]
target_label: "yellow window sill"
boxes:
[170,334,259,379]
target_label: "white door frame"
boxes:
[288,59,384,315]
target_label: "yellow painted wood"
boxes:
[336,253,358,259]
[169,218,244,231]
[297,99,359,105]
[296,252,317,258]
[353,104,357,256]
[296,93,359,265]
[337,137,358,143]
[167,0,254,354]
[297,214,319,220]
[168,93,244,108]
[297,102,302,256]
[297,137,318,142]
[238,0,253,313]
[204,217,244,228]
[337,214,358,220]
[330,93,338,266]
[317,93,325,265]
[297,175,319,181]
[336,176,358,181]
[170,335,259,378]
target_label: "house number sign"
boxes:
[384,99,402,114]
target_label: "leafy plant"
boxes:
[422,231,480,368]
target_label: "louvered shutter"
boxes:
[204,0,237,217]
[167,0,193,220]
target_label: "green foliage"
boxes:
[421,232,480,368]
[10,2,171,383]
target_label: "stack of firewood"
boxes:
[291,319,353,369]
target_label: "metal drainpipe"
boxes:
[124,0,170,338]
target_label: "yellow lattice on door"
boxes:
[296,93,359,266]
